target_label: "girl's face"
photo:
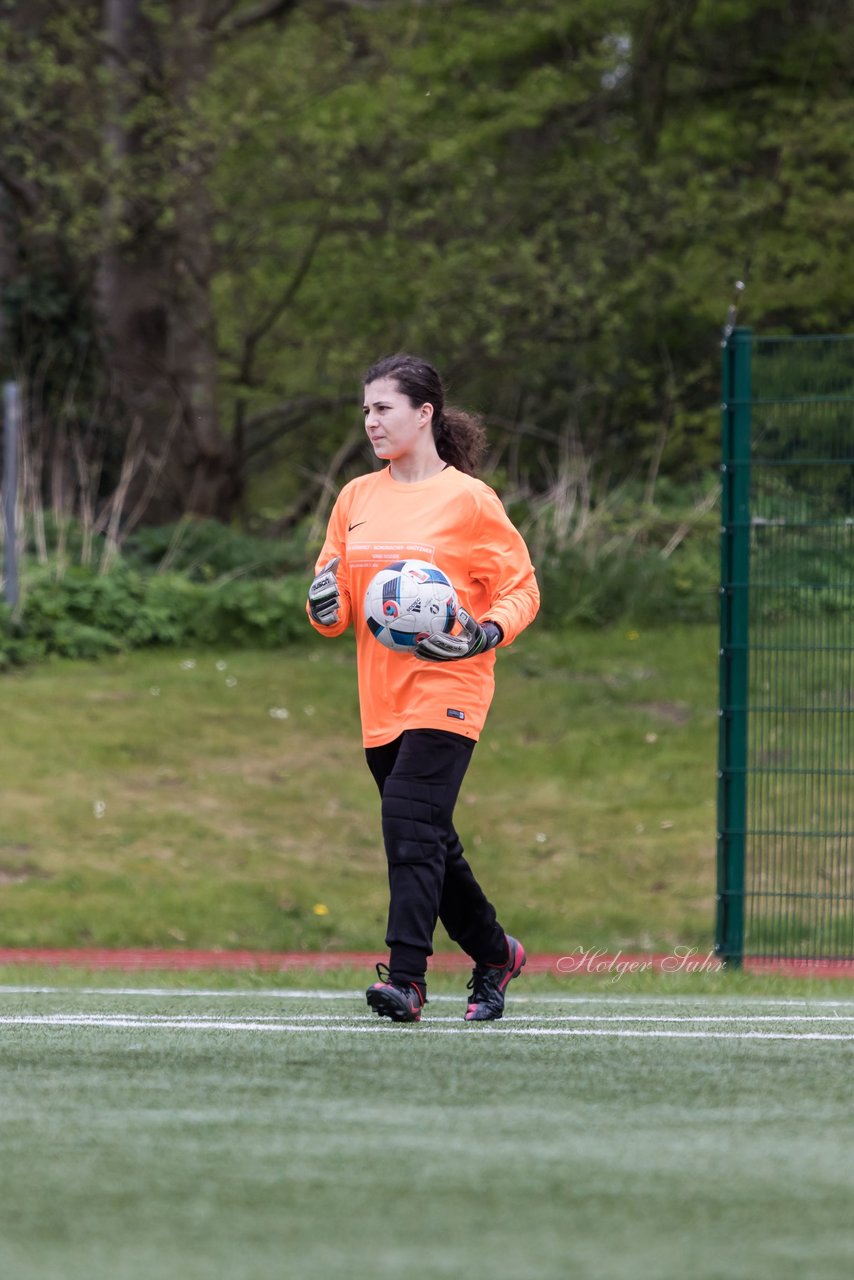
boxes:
[363,378,433,461]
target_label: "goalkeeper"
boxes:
[307,354,539,1023]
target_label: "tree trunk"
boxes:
[96,0,238,521]
[0,203,15,332]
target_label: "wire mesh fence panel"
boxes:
[718,330,854,963]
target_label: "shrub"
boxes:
[124,518,307,581]
[535,533,720,629]
[0,564,311,667]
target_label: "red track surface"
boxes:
[0,947,852,978]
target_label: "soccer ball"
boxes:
[364,560,458,652]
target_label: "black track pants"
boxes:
[365,728,508,988]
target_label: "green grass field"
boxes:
[1,968,852,1280]
[0,624,719,953]
[2,627,851,1278]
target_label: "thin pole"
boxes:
[716,327,752,967]
[3,380,19,608]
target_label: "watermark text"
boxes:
[556,946,723,983]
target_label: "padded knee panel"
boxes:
[381,777,449,865]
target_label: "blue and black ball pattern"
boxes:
[364,560,458,652]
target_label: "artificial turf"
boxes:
[1,978,851,1280]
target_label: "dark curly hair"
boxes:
[363,353,487,476]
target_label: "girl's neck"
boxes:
[389,452,447,484]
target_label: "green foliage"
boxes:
[0,564,309,667]
[0,483,724,665]
[535,540,717,629]
[516,475,721,627]
[180,575,309,648]
[123,517,307,581]
[537,534,719,629]
[4,0,854,523]
[208,0,854,511]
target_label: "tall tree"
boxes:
[3,0,854,529]
[1,0,322,520]
[96,0,308,519]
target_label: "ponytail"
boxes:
[432,407,487,477]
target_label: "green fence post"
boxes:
[716,326,752,966]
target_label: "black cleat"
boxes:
[366,964,425,1023]
[465,935,526,1022]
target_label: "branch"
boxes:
[212,0,392,37]
[202,0,243,32]
[242,393,356,461]
[272,429,366,535]
[660,485,721,560]
[236,220,329,387]
[213,0,302,39]
[121,408,183,535]
[485,413,563,446]
[93,32,138,74]
[0,163,38,217]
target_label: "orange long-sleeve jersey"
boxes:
[308,465,540,746]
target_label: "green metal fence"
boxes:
[717,328,854,965]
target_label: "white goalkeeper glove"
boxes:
[414,609,503,662]
[308,556,341,626]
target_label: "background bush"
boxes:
[123,519,307,581]
[0,561,310,667]
[0,482,729,667]
[537,539,719,629]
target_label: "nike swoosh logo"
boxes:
[348,521,367,531]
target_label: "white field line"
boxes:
[8,1011,854,1025]
[0,986,365,1000]
[3,1012,854,1042]
[3,986,854,1010]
